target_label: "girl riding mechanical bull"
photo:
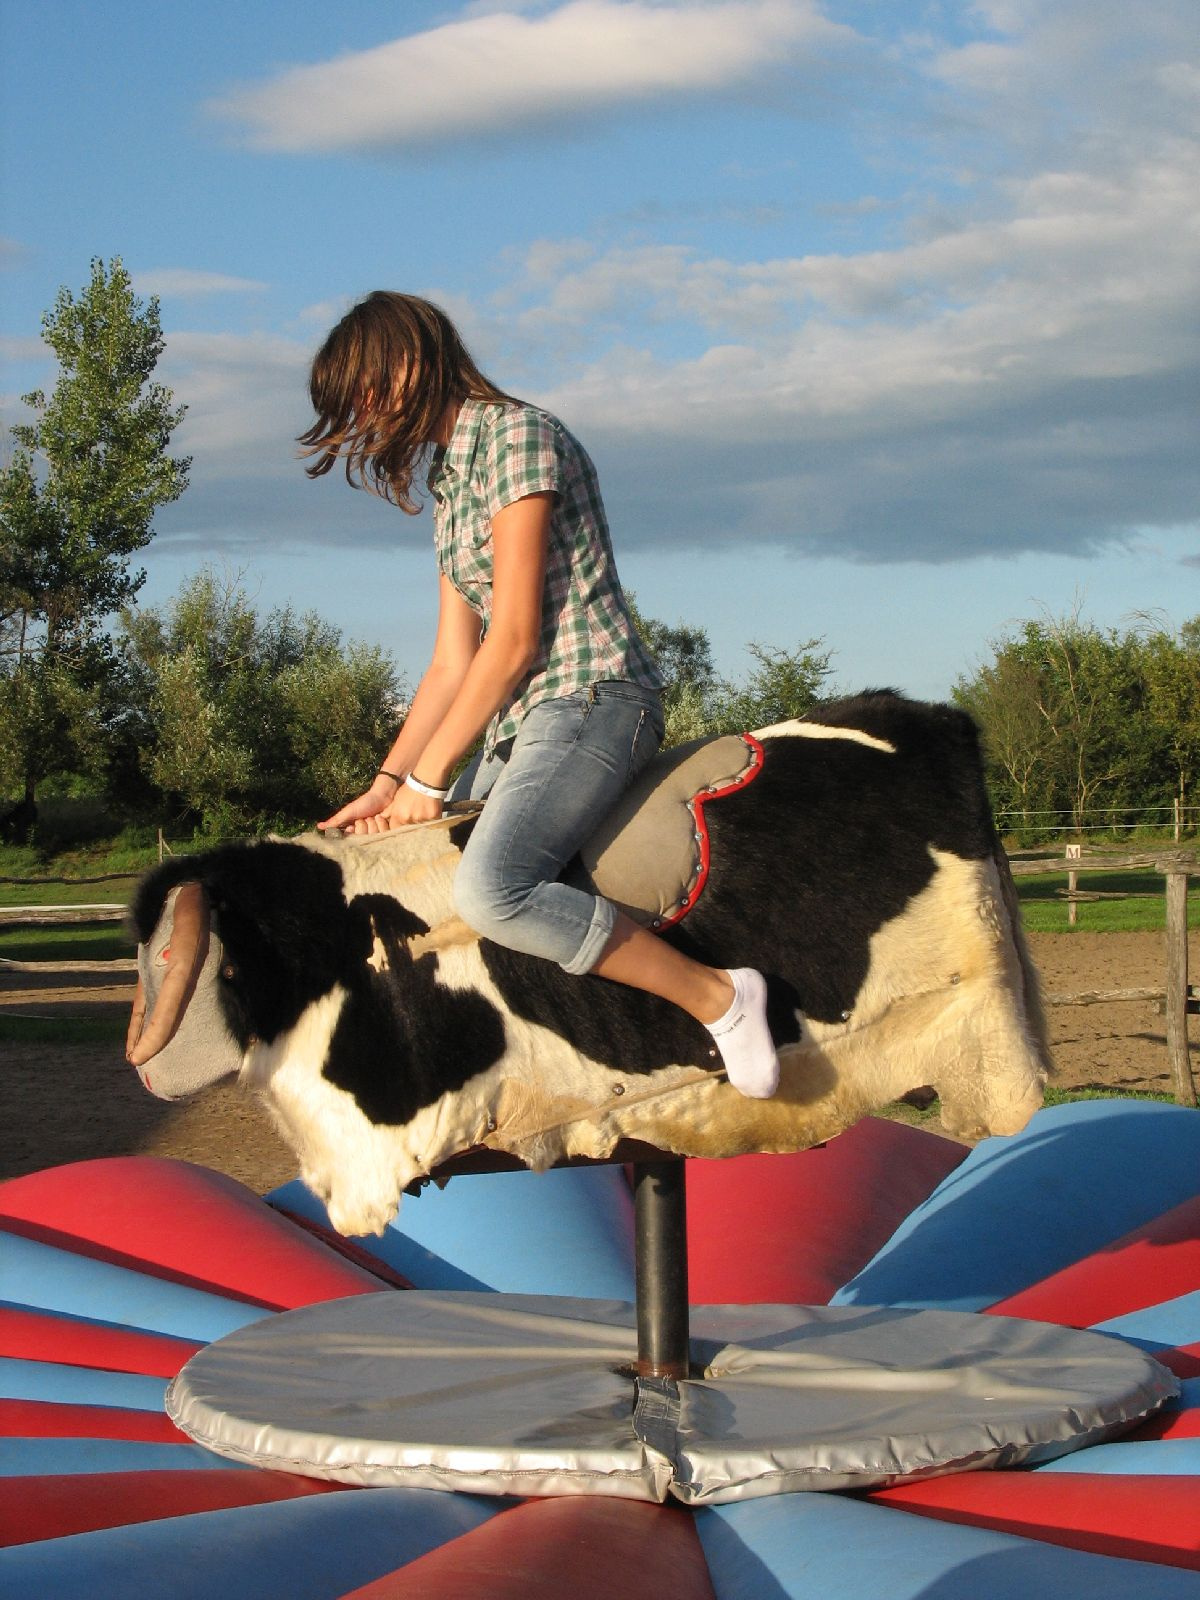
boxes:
[300,292,780,1100]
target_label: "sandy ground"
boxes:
[1,929,1195,1192]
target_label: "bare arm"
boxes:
[411,492,551,787]
[317,574,482,831]
[383,577,486,771]
[328,492,553,833]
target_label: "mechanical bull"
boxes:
[127,692,1050,1235]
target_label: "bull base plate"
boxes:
[165,1292,1175,1505]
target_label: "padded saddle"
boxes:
[573,731,763,928]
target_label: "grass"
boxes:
[1013,869,1200,934]
[1,848,158,891]
[882,1080,1182,1136]
[0,923,135,962]
[0,823,195,937]
[1042,1083,1177,1106]
[0,1013,128,1045]
[0,877,139,907]
[0,818,216,888]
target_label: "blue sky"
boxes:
[2,0,1197,701]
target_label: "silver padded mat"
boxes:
[167,1291,1177,1505]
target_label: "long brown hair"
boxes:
[299,293,517,513]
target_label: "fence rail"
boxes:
[0,908,135,979]
[1008,849,1197,1108]
[996,799,1199,841]
[0,902,134,976]
[0,871,139,885]
[0,904,126,927]
[1006,850,1200,875]
[0,957,136,974]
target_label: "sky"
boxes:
[1,0,1197,701]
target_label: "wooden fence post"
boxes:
[1066,842,1081,928]
[1164,867,1196,1108]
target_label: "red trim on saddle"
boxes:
[655,733,765,928]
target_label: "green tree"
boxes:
[1022,616,1148,835]
[628,603,718,704]
[1137,617,1200,824]
[713,641,834,733]
[627,595,834,743]
[625,594,721,742]
[954,644,1056,834]
[118,570,403,834]
[0,257,190,815]
[0,648,110,827]
[956,611,1188,840]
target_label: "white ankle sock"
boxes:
[705,968,780,1099]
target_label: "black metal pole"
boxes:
[632,1159,690,1379]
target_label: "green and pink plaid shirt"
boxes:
[429,399,662,749]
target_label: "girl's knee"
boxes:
[453,858,518,940]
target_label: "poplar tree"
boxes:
[0,258,189,820]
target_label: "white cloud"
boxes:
[480,124,1199,560]
[150,326,429,557]
[294,297,355,327]
[132,269,269,298]
[501,138,1196,379]
[148,86,1199,568]
[151,106,1197,570]
[210,0,849,152]
[925,0,1199,153]
[0,334,48,364]
[157,330,309,476]
[155,1,1197,572]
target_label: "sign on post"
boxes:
[1066,843,1081,924]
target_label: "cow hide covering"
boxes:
[129,693,1051,1235]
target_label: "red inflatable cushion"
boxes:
[0,1305,201,1378]
[686,1119,967,1306]
[0,1399,186,1444]
[0,1157,388,1309]
[0,1468,338,1549]
[988,1196,1200,1327]
[871,1472,1200,1570]
[338,1497,717,1600]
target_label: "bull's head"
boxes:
[126,842,354,1100]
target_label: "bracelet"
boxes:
[405,772,449,800]
[376,768,404,787]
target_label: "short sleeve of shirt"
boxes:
[484,407,563,521]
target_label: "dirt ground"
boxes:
[1,929,1195,1192]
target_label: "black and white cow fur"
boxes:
[129,693,1050,1235]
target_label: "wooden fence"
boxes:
[1007,850,1197,1107]
[0,902,136,975]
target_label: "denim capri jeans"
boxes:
[450,680,665,975]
